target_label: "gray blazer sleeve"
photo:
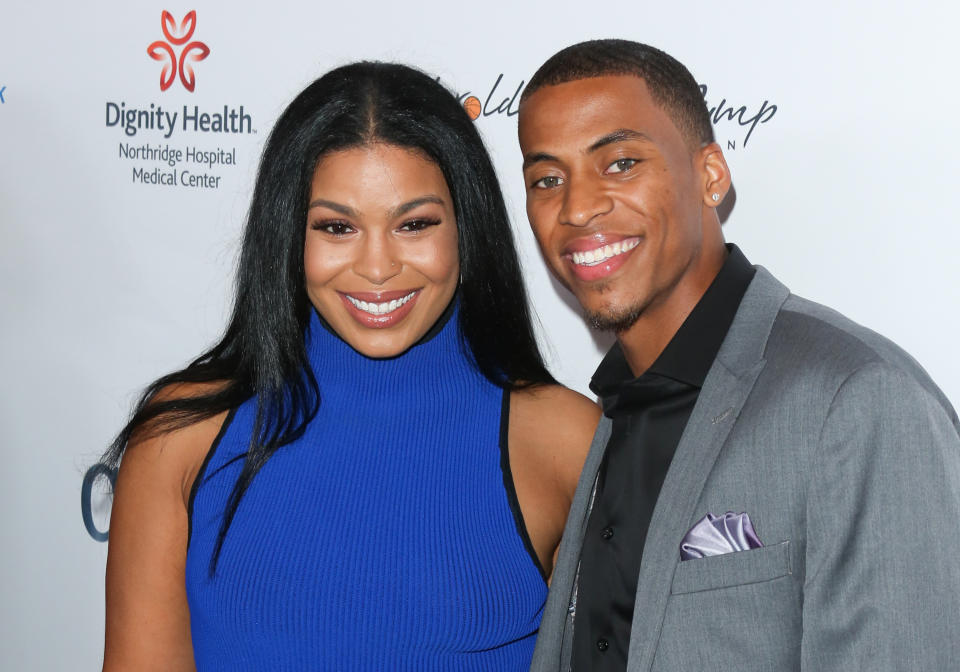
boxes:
[800,361,960,670]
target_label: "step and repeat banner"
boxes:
[2,1,957,668]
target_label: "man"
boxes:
[518,39,960,671]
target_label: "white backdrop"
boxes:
[2,1,958,668]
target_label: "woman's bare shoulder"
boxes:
[506,384,601,575]
[122,381,231,505]
[511,383,600,424]
[510,383,601,493]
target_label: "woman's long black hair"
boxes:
[104,61,555,574]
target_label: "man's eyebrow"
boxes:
[307,198,356,216]
[522,130,652,169]
[390,196,445,218]
[588,128,653,152]
[522,152,560,170]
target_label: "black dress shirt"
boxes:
[571,245,755,671]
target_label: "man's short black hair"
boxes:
[521,39,714,148]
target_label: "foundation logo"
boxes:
[147,10,210,92]
[453,74,524,121]
[451,74,776,148]
[700,85,776,149]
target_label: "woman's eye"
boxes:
[398,218,441,233]
[532,175,564,189]
[607,158,638,174]
[313,220,354,236]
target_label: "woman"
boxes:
[102,62,599,671]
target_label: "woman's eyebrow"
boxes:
[390,195,445,218]
[307,198,356,216]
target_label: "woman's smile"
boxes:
[338,289,421,327]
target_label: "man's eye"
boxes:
[398,217,441,233]
[532,175,564,189]
[607,158,638,174]
[313,220,354,236]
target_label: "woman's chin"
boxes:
[348,334,417,359]
[329,318,426,359]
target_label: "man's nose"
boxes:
[558,175,613,227]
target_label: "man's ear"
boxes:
[698,142,732,208]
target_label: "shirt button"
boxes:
[600,526,614,540]
[597,638,610,652]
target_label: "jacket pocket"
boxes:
[670,540,791,595]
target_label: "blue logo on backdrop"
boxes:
[0,86,6,104]
[81,463,117,542]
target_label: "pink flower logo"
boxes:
[147,11,210,92]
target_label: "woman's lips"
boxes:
[566,236,642,282]
[338,289,420,328]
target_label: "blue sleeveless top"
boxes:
[185,308,547,670]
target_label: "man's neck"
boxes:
[617,244,728,377]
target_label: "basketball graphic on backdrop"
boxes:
[463,96,481,120]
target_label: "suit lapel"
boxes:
[625,267,790,671]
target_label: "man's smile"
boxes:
[569,237,641,267]
[563,234,643,282]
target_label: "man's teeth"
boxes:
[346,291,416,316]
[571,239,640,266]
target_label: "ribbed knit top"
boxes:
[185,307,547,671]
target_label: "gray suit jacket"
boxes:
[532,267,960,671]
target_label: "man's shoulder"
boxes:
[775,292,916,368]
[763,287,955,421]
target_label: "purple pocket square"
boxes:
[680,511,763,561]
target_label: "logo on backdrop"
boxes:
[700,85,776,149]
[81,463,117,542]
[0,86,6,104]
[100,10,254,191]
[449,74,776,148]
[147,10,210,92]
[453,73,524,120]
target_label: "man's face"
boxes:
[519,75,716,332]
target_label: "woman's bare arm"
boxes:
[509,385,601,580]
[103,400,227,672]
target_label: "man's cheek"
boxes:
[529,222,553,250]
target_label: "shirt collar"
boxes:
[591,244,755,399]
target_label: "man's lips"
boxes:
[568,237,641,267]
[564,233,640,253]
[563,235,642,282]
[338,289,420,327]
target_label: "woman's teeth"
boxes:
[346,291,416,315]
[571,238,640,266]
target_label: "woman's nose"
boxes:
[353,233,401,285]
